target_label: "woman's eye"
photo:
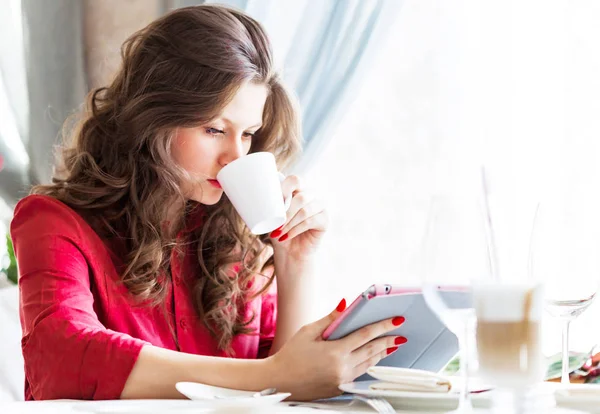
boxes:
[242,132,255,139]
[205,127,225,136]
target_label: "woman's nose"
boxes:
[219,136,245,166]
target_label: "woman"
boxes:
[10,5,407,401]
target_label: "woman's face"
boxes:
[171,82,268,205]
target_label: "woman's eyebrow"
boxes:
[219,116,262,129]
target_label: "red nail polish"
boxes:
[387,346,399,355]
[392,316,405,326]
[395,336,407,345]
[336,298,347,312]
[270,229,282,238]
[278,234,289,242]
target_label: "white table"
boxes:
[0,384,593,414]
[0,400,591,414]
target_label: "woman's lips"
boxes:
[207,179,222,189]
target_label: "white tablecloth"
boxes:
[0,400,591,414]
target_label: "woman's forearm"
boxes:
[121,345,277,399]
[269,253,316,355]
[121,253,317,399]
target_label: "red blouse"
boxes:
[10,195,277,401]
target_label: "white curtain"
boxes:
[208,0,405,174]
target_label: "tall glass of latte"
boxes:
[474,283,545,414]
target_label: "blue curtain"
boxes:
[207,0,404,173]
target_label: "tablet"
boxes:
[322,284,471,381]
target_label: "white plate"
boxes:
[555,384,600,413]
[339,380,493,411]
[175,382,291,408]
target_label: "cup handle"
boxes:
[278,172,292,212]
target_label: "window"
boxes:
[306,0,600,357]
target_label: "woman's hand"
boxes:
[267,300,408,401]
[270,175,328,260]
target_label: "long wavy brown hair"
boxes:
[32,5,302,351]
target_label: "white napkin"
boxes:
[367,367,452,393]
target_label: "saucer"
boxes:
[175,381,290,408]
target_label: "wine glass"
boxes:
[420,194,492,413]
[529,198,600,384]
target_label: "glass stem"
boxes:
[457,319,473,411]
[512,389,526,414]
[561,319,572,384]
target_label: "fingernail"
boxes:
[278,234,289,242]
[270,229,283,238]
[387,346,399,355]
[336,298,347,312]
[392,316,405,326]
[395,336,407,345]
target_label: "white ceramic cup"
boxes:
[216,152,289,235]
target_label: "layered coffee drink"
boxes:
[474,284,545,389]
